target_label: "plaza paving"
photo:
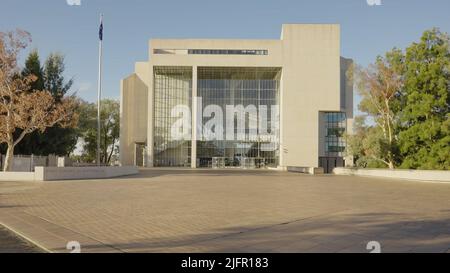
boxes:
[0,168,449,253]
[0,225,42,253]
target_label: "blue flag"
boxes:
[99,20,103,41]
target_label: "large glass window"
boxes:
[196,67,281,168]
[153,67,192,167]
[324,112,347,157]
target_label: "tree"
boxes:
[352,50,404,169]
[43,53,73,102]
[346,116,394,168]
[398,29,450,170]
[38,53,78,156]
[0,30,78,171]
[22,49,44,91]
[77,99,120,165]
[10,51,78,156]
[5,49,46,155]
[348,28,450,170]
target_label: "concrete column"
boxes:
[278,74,284,168]
[147,65,154,167]
[191,66,198,168]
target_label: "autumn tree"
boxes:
[0,30,78,171]
[8,51,78,156]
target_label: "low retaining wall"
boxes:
[287,166,324,175]
[0,166,139,181]
[333,167,450,182]
[0,172,36,182]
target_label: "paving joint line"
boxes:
[0,221,51,253]
[22,211,126,253]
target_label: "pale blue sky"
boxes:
[2,0,450,103]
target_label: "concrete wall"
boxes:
[280,24,341,168]
[35,166,139,181]
[120,74,148,166]
[340,57,354,166]
[0,172,36,182]
[149,39,283,67]
[287,166,324,175]
[0,167,139,181]
[334,168,450,183]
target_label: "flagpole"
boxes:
[97,14,103,166]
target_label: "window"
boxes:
[154,49,268,55]
[196,67,281,168]
[324,112,347,157]
[153,67,192,167]
[189,49,268,55]
[153,49,188,55]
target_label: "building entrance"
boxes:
[319,157,344,174]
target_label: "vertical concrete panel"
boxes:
[340,57,355,166]
[120,78,132,166]
[280,24,341,168]
[120,74,148,166]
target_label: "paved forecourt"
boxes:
[0,169,449,253]
[0,225,43,253]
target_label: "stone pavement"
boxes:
[0,225,42,253]
[0,169,449,253]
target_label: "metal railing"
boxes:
[0,154,72,172]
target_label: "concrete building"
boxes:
[120,24,353,172]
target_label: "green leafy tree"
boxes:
[22,49,44,91]
[39,53,78,156]
[77,99,120,165]
[348,28,450,170]
[44,53,73,101]
[346,116,391,168]
[398,29,450,170]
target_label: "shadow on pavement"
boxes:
[52,212,450,253]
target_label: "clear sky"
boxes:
[2,0,450,103]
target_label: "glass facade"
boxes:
[153,67,192,167]
[324,112,347,157]
[153,66,281,168]
[196,67,281,168]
